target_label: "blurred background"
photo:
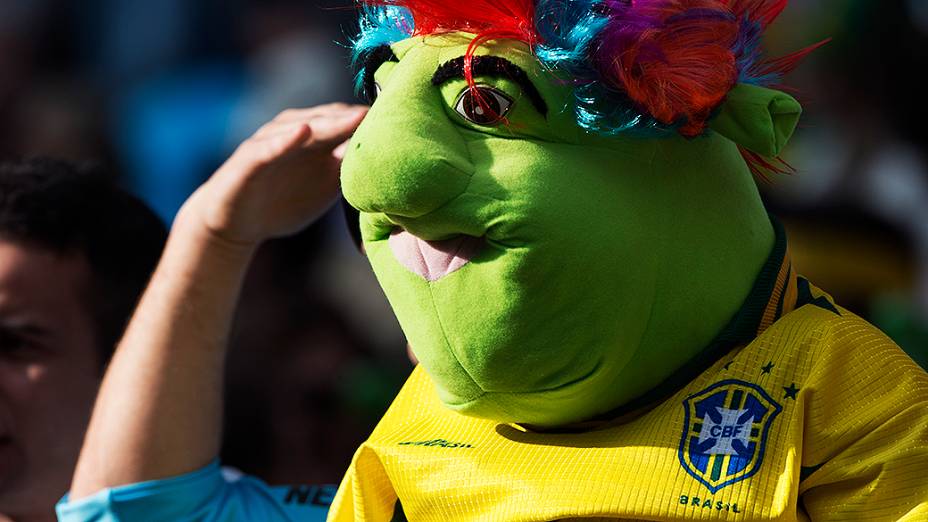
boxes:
[0,0,925,485]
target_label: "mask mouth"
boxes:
[389,228,484,282]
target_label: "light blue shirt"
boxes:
[56,461,331,521]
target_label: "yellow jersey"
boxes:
[329,243,928,521]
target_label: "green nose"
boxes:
[340,76,474,218]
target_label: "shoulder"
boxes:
[771,279,918,372]
[757,280,927,422]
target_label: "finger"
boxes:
[272,105,345,124]
[271,103,365,124]
[271,123,312,157]
[256,105,367,139]
[253,116,323,140]
[307,107,368,146]
[252,122,316,142]
[238,123,311,165]
[332,140,351,161]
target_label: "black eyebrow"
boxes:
[360,44,399,102]
[431,56,548,117]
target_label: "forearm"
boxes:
[71,209,256,499]
[68,102,366,501]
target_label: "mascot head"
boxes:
[342,0,820,427]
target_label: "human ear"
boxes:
[709,84,802,157]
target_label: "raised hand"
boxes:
[70,103,368,501]
[180,103,368,247]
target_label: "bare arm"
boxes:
[70,104,368,499]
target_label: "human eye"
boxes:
[0,328,28,357]
[453,85,515,126]
[0,326,43,362]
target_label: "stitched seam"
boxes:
[421,76,483,401]
[425,280,485,400]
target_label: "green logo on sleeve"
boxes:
[398,439,474,448]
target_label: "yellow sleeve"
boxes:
[328,446,398,522]
[799,312,928,521]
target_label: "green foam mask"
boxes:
[342,34,799,427]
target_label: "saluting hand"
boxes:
[180,103,368,248]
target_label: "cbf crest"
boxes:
[678,380,782,493]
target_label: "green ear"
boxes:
[709,83,802,157]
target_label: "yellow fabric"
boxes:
[329,285,928,521]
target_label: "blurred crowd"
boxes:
[0,0,926,512]
[0,0,409,492]
[762,0,928,369]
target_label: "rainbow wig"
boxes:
[352,0,822,141]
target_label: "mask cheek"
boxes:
[364,238,486,404]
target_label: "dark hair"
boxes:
[0,158,167,365]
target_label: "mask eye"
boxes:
[365,81,383,104]
[454,85,514,126]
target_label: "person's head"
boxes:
[342,0,811,427]
[0,158,167,519]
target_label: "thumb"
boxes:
[332,140,351,161]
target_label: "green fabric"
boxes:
[342,34,778,427]
[709,83,802,157]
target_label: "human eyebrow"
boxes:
[0,315,50,338]
[431,56,548,117]
[360,44,400,102]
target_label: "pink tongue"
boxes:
[389,230,482,282]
